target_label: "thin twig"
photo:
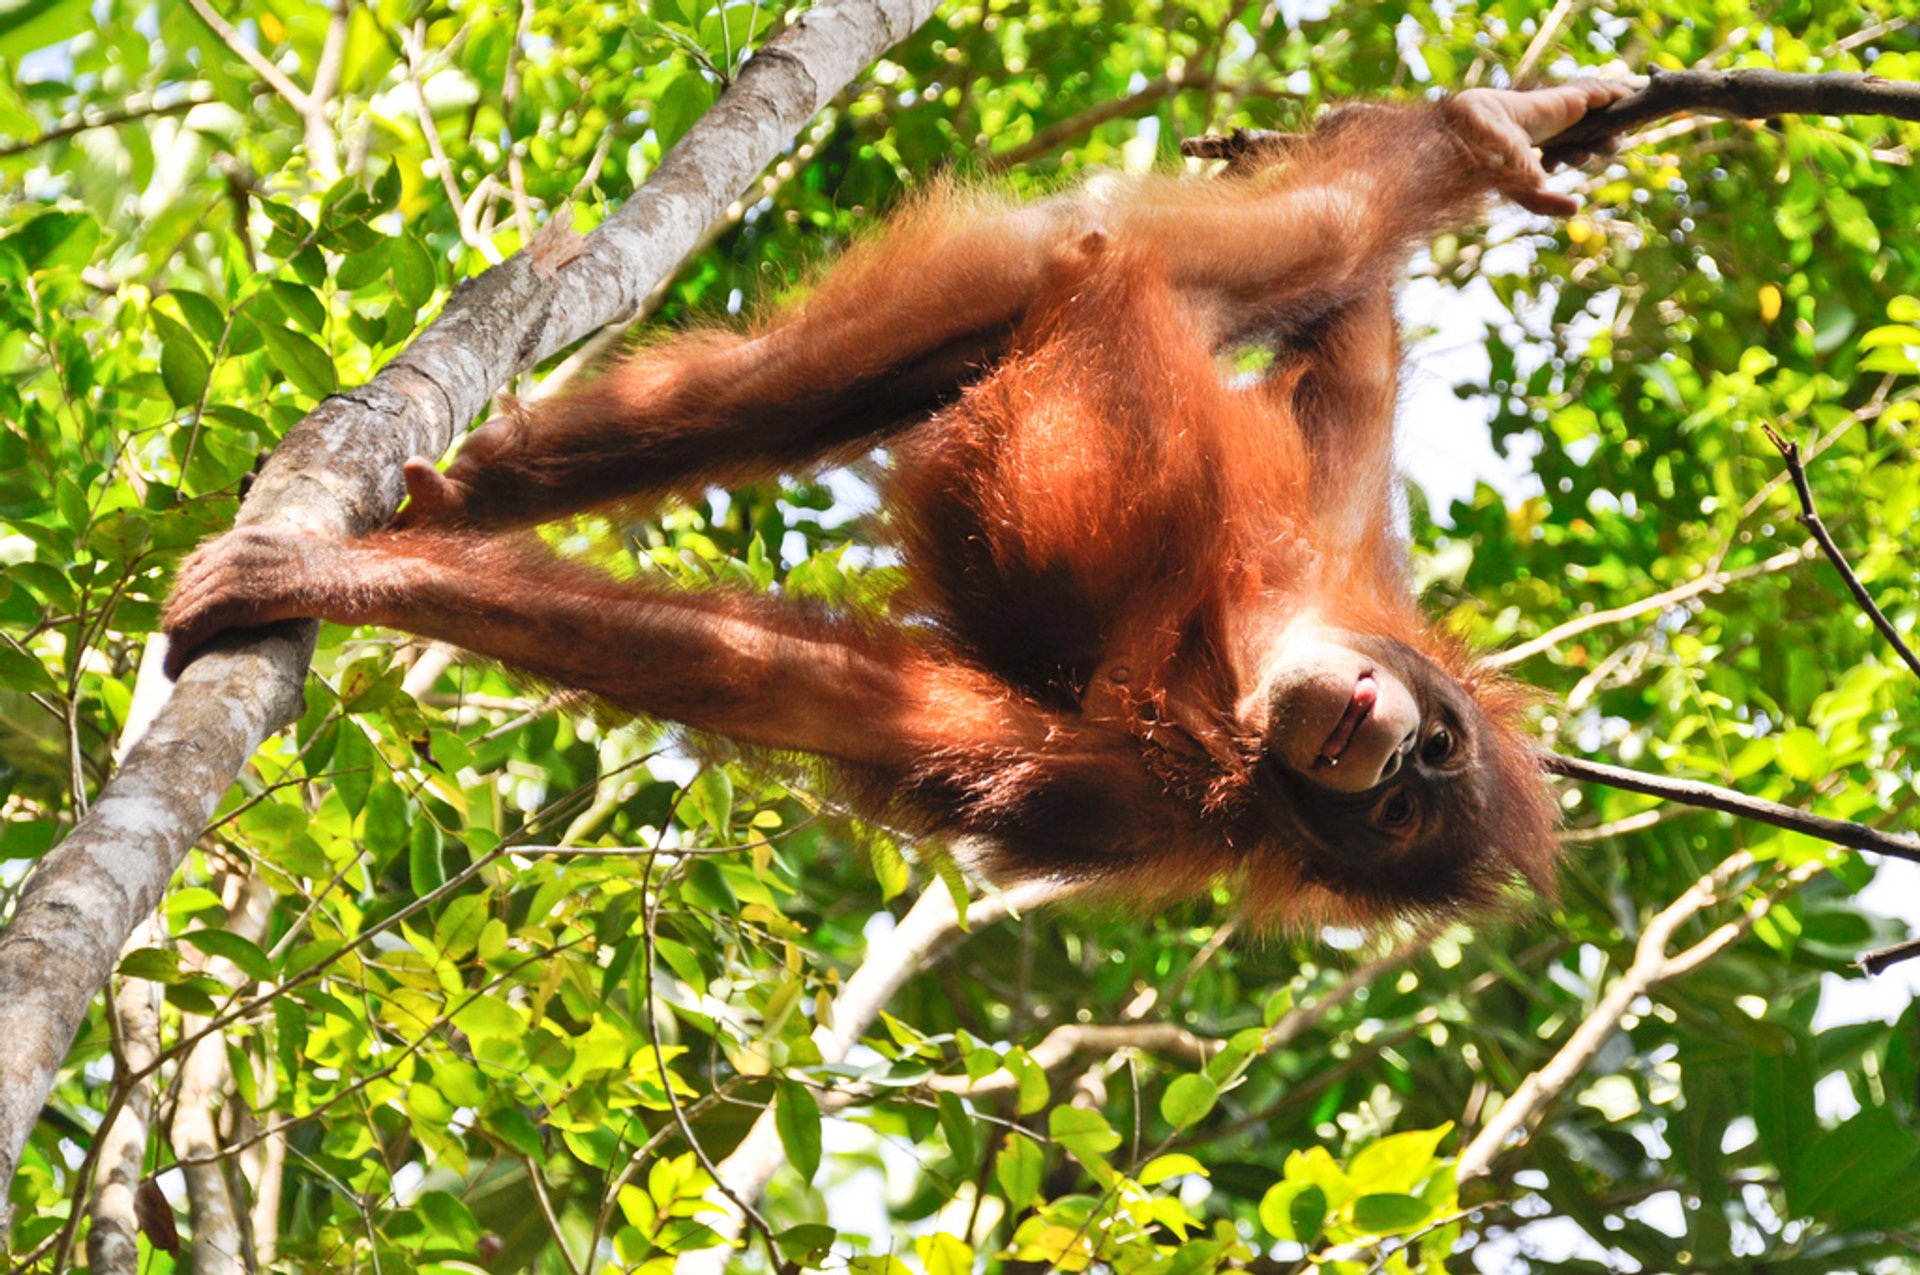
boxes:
[986,72,1295,171]
[184,0,313,112]
[523,1154,584,1275]
[1762,423,1920,680]
[1488,544,1811,669]
[638,784,787,1271]
[1544,751,1920,862]
[0,94,210,160]
[1511,0,1586,86]
[401,20,501,262]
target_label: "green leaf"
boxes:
[0,643,57,695]
[995,1133,1043,1211]
[391,233,437,309]
[152,312,211,408]
[257,323,336,399]
[1789,1105,1919,1217]
[179,928,275,982]
[171,290,228,345]
[653,69,715,150]
[268,280,327,333]
[1258,1181,1326,1243]
[10,210,99,272]
[1048,1105,1121,1159]
[685,766,732,839]
[336,238,391,291]
[936,1090,975,1165]
[1350,1192,1433,1234]
[869,834,909,901]
[0,0,90,59]
[1347,1124,1453,1195]
[1004,1047,1049,1115]
[415,1190,481,1247]
[776,1224,836,1265]
[1159,1073,1218,1131]
[409,818,445,896]
[485,1104,543,1156]
[1262,986,1294,1028]
[774,1080,821,1183]
[1137,1153,1207,1186]
[118,947,183,983]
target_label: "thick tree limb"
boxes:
[0,0,943,1225]
[1538,68,1920,166]
[1543,752,1920,863]
[1182,68,1920,167]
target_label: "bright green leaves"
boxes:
[1159,1071,1219,1130]
[255,321,337,399]
[390,232,437,311]
[1259,1126,1458,1261]
[996,1132,1045,1213]
[5,208,99,270]
[1048,1105,1121,1161]
[151,310,211,408]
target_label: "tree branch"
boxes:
[1542,752,1920,863]
[1457,855,1818,1181]
[1183,68,1920,167]
[0,0,948,1224]
[1540,67,1920,166]
[979,72,1294,171]
[1486,545,1811,670]
[1859,935,1920,975]
[0,93,211,161]
[1762,424,1920,680]
[83,919,165,1275]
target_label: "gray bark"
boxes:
[85,919,164,1274]
[0,0,940,1229]
[171,874,273,1275]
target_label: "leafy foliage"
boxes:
[4,0,1920,1271]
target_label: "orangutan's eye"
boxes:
[1379,789,1416,830]
[1421,727,1456,766]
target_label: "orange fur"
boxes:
[166,100,1562,929]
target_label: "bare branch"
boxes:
[182,0,338,175]
[1540,68,1920,165]
[1458,855,1818,1180]
[1763,424,1920,680]
[930,1022,1215,1097]
[0,93,211,161]
[401,21,501,262]
[1511,0,1586,87]
[84,919,165,1275]
[986,72,1296,171]
[1544,751,1920,862]
[184,0,313,112]
[1184,68,1920,167]
[1487,545,1811,669]
[1859,935,1920,975]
